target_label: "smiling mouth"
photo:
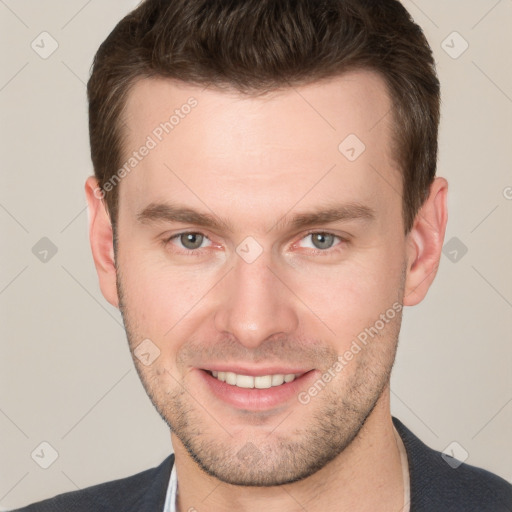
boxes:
[205,370,305,389]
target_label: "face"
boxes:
[111,71,410,486]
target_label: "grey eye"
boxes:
[310,233,336,250]
[179,233,205,250]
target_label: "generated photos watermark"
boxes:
[94,97,198,200]
[298,301,403,405]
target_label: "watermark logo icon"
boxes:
[32,237,58,263]
[441,32,469,59]
[442,237,468,263]
[236,236,263,264]
[338,134,366,162]
[442,441,469,469]
[31,441,59,469]
[236,442,263,466]
[31,32,59,59]
[134,338,160,366]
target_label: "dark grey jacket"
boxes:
[11,417,512,511]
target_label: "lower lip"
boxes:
[197,369,318,411]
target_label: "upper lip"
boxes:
[200,366,313,377]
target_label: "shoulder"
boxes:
[393,417,512,511]
[10,454,174,512]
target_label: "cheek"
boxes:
[287,245,404,343]
[119,251,215,337]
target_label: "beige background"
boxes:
[1,0,511,508]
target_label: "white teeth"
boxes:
[254,375,272,389]
[271,374,285,386]
[225,372,237,385]
[209,371,300,389]
[236,374,255,388]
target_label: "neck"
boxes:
[171,385,404,512]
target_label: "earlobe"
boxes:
[84,176,120,308]
[403,177,448,306]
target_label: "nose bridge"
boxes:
[213,248,299,348]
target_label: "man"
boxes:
[13,0,512,510]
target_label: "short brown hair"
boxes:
[88,0,440,234]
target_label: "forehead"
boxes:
[118,70,400,230]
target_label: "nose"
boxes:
[213,250,299,349]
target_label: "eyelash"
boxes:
[162,230,347,257]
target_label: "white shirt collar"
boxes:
[163,458,178,512]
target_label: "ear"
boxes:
[403,177,448,306]
[85,176,119,308]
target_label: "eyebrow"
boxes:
[136,201,375,233]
